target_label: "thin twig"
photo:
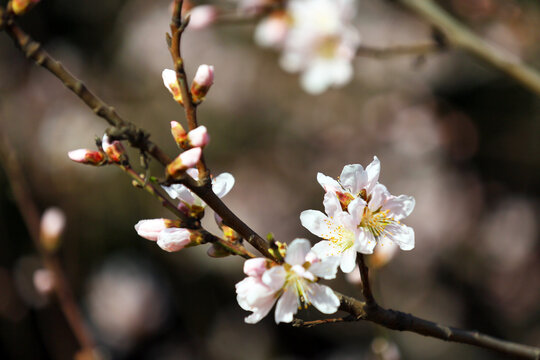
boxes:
[400,0,540,98]
[357,254,375,305]
[356,43,441,59]
[0,135,97,358]
[292,316,355,328]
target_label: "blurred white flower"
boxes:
[236,239,340,324]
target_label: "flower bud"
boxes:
[157,228,204,252]
[190,65,214,102]
[68,149,106,166]
[189,5,218,30]
[170,121,188,148]
[166,147,202,178]
[102,135,127,163]
[187,126,210,148]
[162,69,183,105]
[207,243,231,258]
[10,0,40,15]
[40,207,66,252]
[134,218,180,241]
[33,268,54,295]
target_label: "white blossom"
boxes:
[236,239,340,324]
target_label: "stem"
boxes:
[400,0,540,98]
[356,42,441,59]
[357,254,375,305]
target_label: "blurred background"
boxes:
[0,0,539,359]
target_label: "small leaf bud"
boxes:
[166,147,202,178]
[68,149,106,166]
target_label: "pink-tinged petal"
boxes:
[244,296,276,324]
[274,288,298,324]
[188,5,218,30]
[311,240,334,258]
[309,256,340,280]
[262,266,287,292]
[285,239,311,266]
[317,172,341,193]
[348,197,367,219]
[340,248,357,273]
[179,147,202,168]
[309,283,340,314]
[368,183,390,211]
[134,219,167,241]
[191,64,215,102]
[386,225,415,251]
[340,164,366,194]
[243,258,268,277]
[187,126,210,148]
[323,191,341,218]
[186,168,199,180]
[157,228,192,252]
[305,251,320,264]
[212,173,235,198]
[384,195,415,221]
[365,156,380,193]
[68,149,105,165]
[300,210,331,238]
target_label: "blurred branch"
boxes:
[168,0,208,179]
[356,42,441,58]
[0,135,98,359]
[357,254,375,305]
[400,0,540,98]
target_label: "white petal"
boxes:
[309,283,340,314]
[317,172,341,193]
[339,164,365,194]
[368,183,390,211]
[300,63,331,95]
[262,266,287,291]
[347,197,367,219]
[244,297,276,324]
[243,258,268,277]
[340,249,357,273]
[323,191,341,218]
[285,239,311,266]
[212,173,235,198]
[387,225,415,251]
[309,256,340,279]
[300,210,331,238]
[365,156,380,193]
[311,241,334,258]
[157,228,191,252]
[274,288,298,324]
[356,229,376,254]
[328,59,353,86]
[384,195,415,221]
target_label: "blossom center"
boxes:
[322,220,355,254]
[283,264,316,309]
[360,208,397,239]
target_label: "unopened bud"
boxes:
[134,218,181,241]
[166,147,202,178]
[190,65,214,102]
[33,268,54,295]
[102,135,127,163]
[10,0,40,15]
[189,5,218,30]
[207,243,231,258]
[187,126,210,148]
[157,228,204,252]
[171,121,188,148]
[68,149,106,166]
[162,69,183,105]
[40,207,66,252]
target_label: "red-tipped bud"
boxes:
[68,149,106,165]
[162,69,183,105]
[166,147,202,178]
[40,207,66,252]
[187,126,210,148]
[10,0,40,15]
[102,135,127,163]
[191,65,214,102]
[171,121,188,148]
[189,5,218,30]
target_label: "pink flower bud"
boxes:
[187,126,210,148]
[190,65,214,102]
[134,218,179,241]
[157,228,203,252]
[40,207,66,252]
[11,0,40,15]
[189,5,218,30]
[33,268,54,295]
[166,147,202,178]
[162,69,183,105]
[68,149,106,165]
[171,121,188,147]
[102,135,126,163]
[243,258,268,277]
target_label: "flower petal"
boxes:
[323,191,341,218]
[262,266,287,291]
[309,283,340,314]
[309,256,340,279]
[274,287,298,324]
[317,172,341,193]
[311,240,334,258]
[300,210,331,238]
[368,183,390,211]
[339,248,357,273]
[285,239,311,266]
[365,156,380,193]
[212,173,235,198]
[243,258,268,277]
[384,195,415,221]
[339,164,365,194]
[157,228,191,252]
[386,224,415,251]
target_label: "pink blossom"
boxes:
[187,126,210,148]
[188,5,218,30]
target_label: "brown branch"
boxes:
[356,42,441,59]
[168,0,209,180]
[0,135,97,358]
[399,0,540,98]
[292,315,356,328]
[333,292,540,359]
[357,254,375,305]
